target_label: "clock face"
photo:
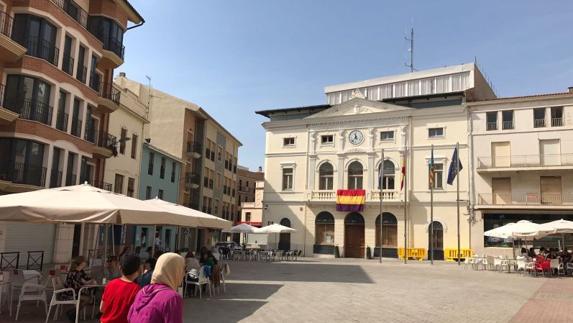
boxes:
[348,130,364,145]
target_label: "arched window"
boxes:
[347,161,363,189]
[318,163,333,190]
[315,212,334,245]
[375,213,397,248]
[378,160,395,190]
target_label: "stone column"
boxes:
[368,154,375,191]
[308,156,317,191]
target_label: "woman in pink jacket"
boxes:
[128,253,185,323]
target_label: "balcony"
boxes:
[0,11,26,62]
[70,119,82,137]
[186,142,203,159]
[77,66,88,84]
[0,162,46,192]
[17,37,59,66]
[62,54,74,76]
[0,84,18,124]
[534,118,545,128]
[55,111,68,132]
[502,120,514,130]
[552,118,564,127]
[486,122,497,131]
[93,131,116,158]
[49,0,88,28]
[96,85,120,112]
[477,192,573,209]
[5,98,53,126]
[476,154,573,172]
[309,190,402,203]
[100,38,125,68]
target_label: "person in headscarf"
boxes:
[128,253,185,323]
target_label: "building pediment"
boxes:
[305,97,411,119]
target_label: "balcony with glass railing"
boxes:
[477,154,573,172]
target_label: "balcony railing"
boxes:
[70,119,82,137]
[477,154,573,169]
[502,120,514,130]
[77,65,88,84]
[478,193,572,207]
[49,169,62,188]
[50,0,88,28]
[105,37,125,59]
[56,111,68,132]
[311,191,336,200]
[309,190,401,202]
[0,11,14,37]
[5,98,53,125]
[97,131,116,149]
[84,126,96,143]
[186,142,203,158]
[534,118,546,128]
[89,73,101,92]
[100,85,120,105]
[370,190,401,201]
[0,162,46,187]
[552,118,564,127]
[17,37,59,66]
[486,122,497,131]
[62,55,74,75]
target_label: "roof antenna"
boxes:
[405,27,415,72]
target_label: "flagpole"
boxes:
[379,148,384,264]
[403,149,407,264]
[430,144,434,265]
[456,142,461,266]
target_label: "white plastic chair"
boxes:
[549,259,564,276]
[516,257,526,273]
[45,276,77,323]
[185,266,212,299]
[15,281,48,320]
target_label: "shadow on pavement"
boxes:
[229,262,374,284]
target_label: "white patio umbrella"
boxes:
[510,220,542,240]
[144,198,231,230]
[538,219,573,235]
[256,223,296,234]
[0,183,178,225]
[224,223,259,233]
[484,222,517,239]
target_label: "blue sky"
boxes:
[122,0,573,170]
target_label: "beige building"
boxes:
[468,89,573,255]
[235,165,264,225]
[240,180,264,226]
[112,75,241,249]
[104,75,149,196]
[257,63,496,258]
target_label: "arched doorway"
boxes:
[314,212,335,254]
[375,212,398,258]
[344,212,365,258]
[278,218,291,251]
[428,221,444,260]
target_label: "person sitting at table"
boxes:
[63,256,96,322]
[100,255,142,323]
[520,248,528,258]
[528,247,537,258]
[104,256,122,281]
[185,251,200,272]
[140,246,152,261]
[139,258,157,287]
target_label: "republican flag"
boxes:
[447,146,463,185]
[336,189,366,212]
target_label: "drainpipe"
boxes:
[126,20,145,31]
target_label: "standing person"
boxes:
[128,253,185,323]
[100,255,142,323]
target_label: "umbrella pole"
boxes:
[151,225,157,258]
[103,224,108,262]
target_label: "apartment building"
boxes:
[235,165,264,225]
[240,180,264,226]
[257,63,496,258]
[113,75,241,250]
[468,89,573,254]
[0,0,143,264]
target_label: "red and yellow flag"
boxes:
[336,189,366,212]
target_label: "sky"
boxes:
[121,0,573,171]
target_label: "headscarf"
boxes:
[151,252,185,290]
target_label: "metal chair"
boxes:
[26,251,44,271]
[0,252,20,271]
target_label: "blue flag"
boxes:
[447,147,463,185]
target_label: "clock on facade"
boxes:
[348,130,364,145]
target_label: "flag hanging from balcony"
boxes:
[447,146,464,185]
[336,189,366,212]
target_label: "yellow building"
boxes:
[257,63,496,258]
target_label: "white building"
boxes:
[468,89,573,255]
[257,63,496,258]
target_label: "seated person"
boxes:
[104,256,121,281]
[63,256,96,321]
[138,258,157,287]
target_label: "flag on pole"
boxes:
[429,146,435,188]
[400,154,406,190]
[447,147,463,185]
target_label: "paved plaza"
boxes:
[8,258,573,323]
